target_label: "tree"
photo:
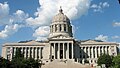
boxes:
[13,48,24,59]
[23,58,40,68]
[0,56,11,68]
[10,48,40,68]
[97,54,113,68]
[10,48,25,68]
[0,48,41,68]
[113,54,120,68]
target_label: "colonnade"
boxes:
[50,42,74,59]
[7,47,43,60]
[50,24,68,33]
[80,46,109,59]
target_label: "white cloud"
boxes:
[0,24,22,39]
[0,2,11,25]
[33,26,50,41]
[91,2,109,13]
[95,35,108,41]
[102,2,109,8]
[0,2,29,39]
[26,0,91,27]
[91,4,98,8]
[0,1,91,40]
[26,0,91,40]
[0,2,9,18]
[113,22,120,27]
[112,36,120,39]
[0,2,28,25]
[12,10,29,23]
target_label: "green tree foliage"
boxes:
[13,48,24,59]
[97,54,113,68]
[0,56,11,68]
[10,48,40,68]
[10,48,25,68]
[0,48,41,68]
[113,54,120,68]
[11,58,40,68]
[23,58,40,68]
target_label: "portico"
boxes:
[50,42,74,60]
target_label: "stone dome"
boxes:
[52,8,70,23]
[49,7,73,38]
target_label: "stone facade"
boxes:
[1,8,119,67]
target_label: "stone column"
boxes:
[84,47,86,59]
[56,25,58,32]
[35,47,37,59]
[32,47,34,58]
[62,24,64,32]
[39,47,41,59]
[105,46,107,54]
[24,47,27,58]
[58,43,60,59]
[82,59,85,64]
[21,47,23,53]
[98,47,100,57]
[63,43,64,59]
[102,46,104,54]
[88,47,90,58]
[54,43,56,59]
[114,46,117,56]
[10,47,13,60]
[23,47,25,58]
[28,47,30,58]
[14,47,16,56]
[108,46,111,55]
[91,47,94,58]
[67,43,69,59]
[95,47,97,58]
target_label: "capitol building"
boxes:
[1,8,119,68]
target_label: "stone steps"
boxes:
[41,61,91,68]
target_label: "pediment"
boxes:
[81,40,116,44]
[26,40,41,44]
[83,40,98,43]
[50,34,73,39]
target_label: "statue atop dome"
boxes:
[52,6,70,23]
[59,6,63,14]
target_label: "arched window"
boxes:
[64,24,66,32]
[52,25,53,32]
[55,24,57,32]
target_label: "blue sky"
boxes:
[0,0,120,54]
